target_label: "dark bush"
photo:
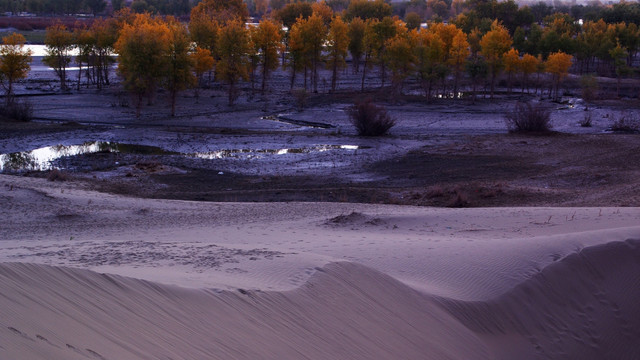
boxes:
[347,98,396,136]
[504,102,552,133]
[0,101,33,122]
[609,113,639,133]
[47,169,69,182]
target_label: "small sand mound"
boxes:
[324,211,386,227]
[438,239,640,360]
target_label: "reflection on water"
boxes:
[193,145,365,160]
[0,141,368,172]
[0,142,171,172]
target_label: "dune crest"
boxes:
[438,239,640,359]
[0,261,490,360]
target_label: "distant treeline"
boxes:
[1,0,640,26]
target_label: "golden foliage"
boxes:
[0,33,32,100]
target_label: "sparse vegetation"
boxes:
[447,189,469,208]
[504,102,552,133]
[47,169,69,181]
[609,113,639,133]
[347,98,396,136]
[580,112,593,128]
[292,89,308,110]
[0,100,33,122]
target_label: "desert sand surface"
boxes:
[2,174,640,359]
[2,51,640,359]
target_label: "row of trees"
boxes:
[0,0,107,16]
[2,0,638,118]
[3,0,640,27]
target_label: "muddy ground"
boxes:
[2,64,640,207]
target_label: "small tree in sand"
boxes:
[0,33,32,105]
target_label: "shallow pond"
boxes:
[0,141,368,172]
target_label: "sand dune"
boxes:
[2,175,640,359]
[0,261,490,360]
[2,238,639,359]
[439,239,640,359]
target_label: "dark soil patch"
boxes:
[87,132,640,207]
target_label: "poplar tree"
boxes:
[115,14,171,117]
[480,20,512,98]
[252,19,284,94]
[165,19,195,116]
[217,19,251,105]
[545,51,573,100]
[0,33,32,105]
[44,23,74,91]
[348,17,366,73]
[326,16,349,92]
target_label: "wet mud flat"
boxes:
[3,79,640,207]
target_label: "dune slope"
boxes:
[0,261,490,360]
[439,239,640,359]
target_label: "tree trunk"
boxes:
[361,54,368,92]
[331,58,338,93]
[171,89,176,116]
[228,79,235,106]
[490,68,496,99]
[261,53,268,94]
[77,63,82,91]
[290,65,296,90]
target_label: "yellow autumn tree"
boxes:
[360,18,378,91]
[89,18,118,89]
[165,18,195,116]
[348,17,366,74]
[449,30,469,98]
[519,53,538,94]
[115,14,171,117]
[252,19,283,94]
[189,5,220,84]
[480,20,512,98]
[293,14,327,93]
[44,23,75,91]
[311,1,333,26]
[427,23,467,98]
[190,0,249,25]
[0,33,32,105]
[326,16,349,92]
[545,51,573,100]
[370,16,402,89]
[384,28,416,97]
[503,48,520,94]
[414,28,445,99]
[217,19,251,105]
[287,17,306,90]
[190,47,214,100]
